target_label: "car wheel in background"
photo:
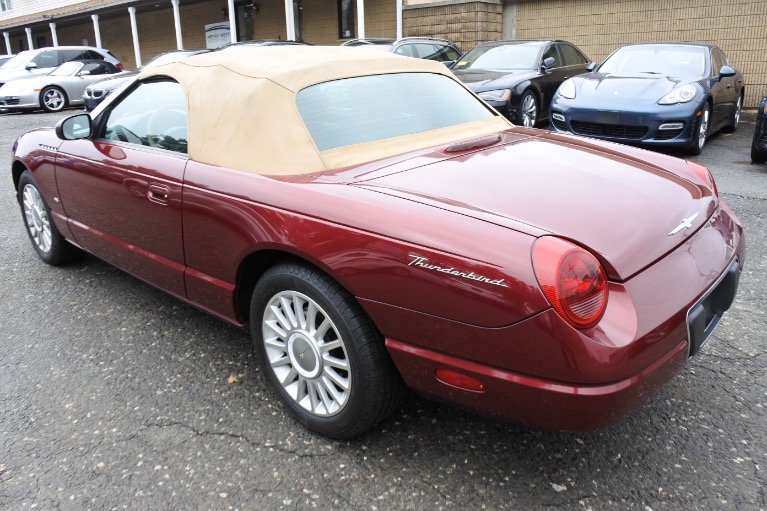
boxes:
[516,90,538,128]
[17,171,83,265]
[752,129,767,164]
[251,262,406,439]
[723,94,742,133]
[689,104,710,155]
[40,86,67,112]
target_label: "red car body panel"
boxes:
[12,119,744,430]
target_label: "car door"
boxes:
[708,47,733,128]
[54,79,188,297]
[537,44,566,117]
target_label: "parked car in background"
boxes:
[0,54,13,67]
[12,46,743,439]
[752,95,767,163]
[451,40,592,127]
[550,43,744,155]
[342,37,461,65]
[83,48,208,111]
[0,46,122,88]
[0,60,122,112]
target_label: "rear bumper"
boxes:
[386,336,689,430]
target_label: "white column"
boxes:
[227,0,236,43]
[49,23,59,47]
[284,0,295,41]
[128,7,142,68]
[91,14,102,48]
[356,0,365,39]
[25,27,33,50]
[171,0,183,49]
[3,32,11,55]
[396,0,402,39]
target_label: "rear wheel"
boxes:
[40,86,67,112]
[752,129,767,163]
[251,262,406,438]
[688,104,710,155]
[723,94,742,133]
[18,171,82,265]
[515,90,538,128]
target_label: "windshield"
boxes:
[599,45,706,77]
[452,44,540,71]
[1,51,33,70]
[49,61,82,76]
[297,73,495,151]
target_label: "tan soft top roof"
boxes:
[141,46,512,175]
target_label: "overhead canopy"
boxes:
[141,45,512,175]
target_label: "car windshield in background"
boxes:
[1,52,31,69]
[48,61,82,76]
[599,45,706,77]
[296,72,495,151]
[453,44,540,71]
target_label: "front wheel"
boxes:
[515,90,538,128]
[688,104,710,156]
[251,262,406,438]
[17,171,82,265]
[40,86,67,112]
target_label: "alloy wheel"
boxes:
[261,290,351,417]
[22,184,52,253]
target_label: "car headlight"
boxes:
[658,84,697,105]
[478,89,510,102]
[558,78,576,99]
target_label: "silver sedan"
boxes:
[0,60,123,112]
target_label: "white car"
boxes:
[0,60,123,112]
[0,46,122,88]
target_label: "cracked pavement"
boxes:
[1,109,765,510]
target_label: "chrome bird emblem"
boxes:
[668,212,699,236]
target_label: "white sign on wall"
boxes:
[205,22,231,49]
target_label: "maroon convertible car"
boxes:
[12,46,743,438]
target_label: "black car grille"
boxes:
[656,128,684,140]
[571,121,648,140]
[551,117,567,131]
[0,97,19,106]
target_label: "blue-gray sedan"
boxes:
[549,43,744,155]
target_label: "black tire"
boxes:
[17,171,82,265]
[688,104,710,156]
[722,94,742,133]
[515,90,538,128]
[250,262,407,438]
[40,86,67,112]
[752,141,767,164]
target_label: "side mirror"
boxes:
[719,65,736,78]
[25,62,38,70]
[586,62,597,72]
[77,70,91,76]
[542,57,556,70]
[55,113,92,141]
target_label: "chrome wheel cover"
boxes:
[22,184,52,253]
[520,94,537,127]
[698,108,709,149]
[262,291,351,417]
[43,89,64,111]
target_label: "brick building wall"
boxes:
[404,0,502,52]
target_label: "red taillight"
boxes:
[532,237,608,329]
[117,63,124,70]
[687,161,718,197]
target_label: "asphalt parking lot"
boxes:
[1,109,765,511]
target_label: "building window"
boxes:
[338,0,354,39]
[0,0,12,12]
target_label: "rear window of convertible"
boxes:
[296,73,495,151]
